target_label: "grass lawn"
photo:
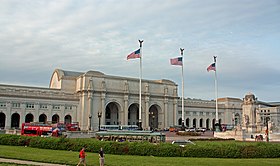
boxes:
[0,145,279,166]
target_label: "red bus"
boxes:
[65,122,80,131]
[21,123,53,137]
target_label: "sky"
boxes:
[0,0,280,102]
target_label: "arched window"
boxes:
[11,113,20,129]
[52,114,59,124]
[25,113,34,123]
[39,114,47,124]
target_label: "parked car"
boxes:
[196,128,207,132]
[171,140,196,147]
[185,127,195,132]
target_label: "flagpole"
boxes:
[138,40,143,130]
[214,56,219,131]
[180,48,185,130]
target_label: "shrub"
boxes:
[0,134,279,158]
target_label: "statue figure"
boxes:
[244,114,249,125]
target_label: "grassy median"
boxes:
[0,145,279,166]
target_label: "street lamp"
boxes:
[98,112,102,131]
[266,117,269,142]
[88,114,92,131]
[149,112,154,131]
[152,115,155,131]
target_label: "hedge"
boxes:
[0,134,279,158]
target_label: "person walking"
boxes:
[77,147,86,166]
[99,147,105,166]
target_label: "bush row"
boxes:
[0,134,279,158]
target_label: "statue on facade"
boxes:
[244,114,249,125]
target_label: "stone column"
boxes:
[124,95,128,125]
[88,92,93,130]
[34,102,39,123]
[164,98,168,129]
[173,101,177,126]
[145,96,149,130]
[5,102,12,129]
[101,93,106,125]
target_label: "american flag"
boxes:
[207,63,216,72]
[170,57,183,66]
[127,49,141,60]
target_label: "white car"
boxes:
[171,140,196,147]
[196,128,207,132]
[185,127,195,132]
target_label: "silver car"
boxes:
[171,140,196,147]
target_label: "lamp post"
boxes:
[266,117,269,142]
[98,112,102,131]
[89,114,92,131]
[152,115,155,131]
[149,112,154,131]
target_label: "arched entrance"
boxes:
[234,113,240,126]
[212,119,216,130]
[25,113,34,123]
[178,118,182,125]
[105,102,120,125]
[186,118,190,127]
[206,119,210,129]
[52,114,59,124]
[128,103,139,125]
[193,118,197,128]
[64,115,72,124]
[39,114,47,124]
[0,112,6,129]
[149,105,159,130]
[11,113,20,129]
[199,118,203,128]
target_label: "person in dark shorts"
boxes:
[99,147,105,166]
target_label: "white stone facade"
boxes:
[176,97,242,129]
[0,69,178,131]
[0,69,279,132]
[0,84,79,129]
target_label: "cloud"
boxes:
[0,0,279,101]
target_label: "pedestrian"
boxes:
[99,147,105,166]
[77,147,86,166]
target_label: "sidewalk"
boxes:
[0,158,67,166]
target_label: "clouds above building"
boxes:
[0,0,279,101]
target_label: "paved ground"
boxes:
[0,158,67,166]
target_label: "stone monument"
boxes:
[242,92,257,133]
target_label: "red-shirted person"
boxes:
[77,147,87,166]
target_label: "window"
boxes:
[206,112,209,116]
[40,104,48,109]
[26,103,34,109]
[12,103,20,108]
[53,105,60,110]
[178,111,182,114]
[0,102,6,107]
[65,106,72,110]
[193,112,197,115]
[199,112,203,116]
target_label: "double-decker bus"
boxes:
[21,123,53,137]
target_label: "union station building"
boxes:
[0,69,279,131]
